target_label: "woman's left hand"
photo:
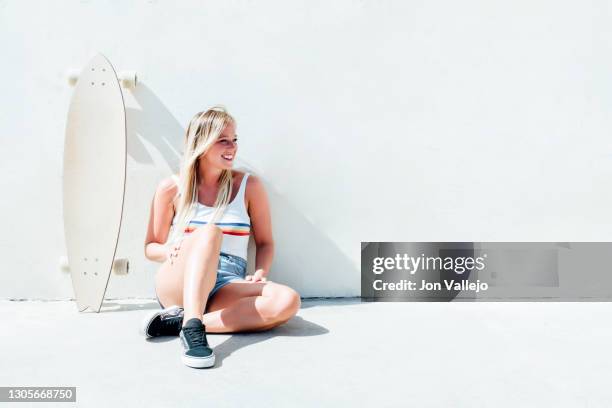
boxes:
[246,269,268,283]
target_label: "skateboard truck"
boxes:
[67,69,138,89]
[59,256,130,275]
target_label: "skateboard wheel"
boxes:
[66,69,80,86]
[112,258,130,275]
[59,256,70,273]
[118,71,137,89]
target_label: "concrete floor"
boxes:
[1,299,611,407]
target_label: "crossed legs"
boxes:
[155,224,300,332]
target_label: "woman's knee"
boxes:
[189,224,223,249]
[269,286,301,321]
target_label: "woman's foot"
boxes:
[140,305,184,338]
[179,318,215,368]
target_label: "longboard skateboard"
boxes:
[63,54,127,312]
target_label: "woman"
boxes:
[141,106,301,368]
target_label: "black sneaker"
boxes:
[179,318,215,368]
[140,305,184,338]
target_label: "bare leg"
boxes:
[155,224,222,324]
[155,230,300,333]
[202,281,301,333]
[181,226,223,323]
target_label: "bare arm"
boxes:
[246,175,274,278]
[144,177,178,263]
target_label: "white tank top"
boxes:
[169,173,251,261]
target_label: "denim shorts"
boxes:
[156,252,247,309]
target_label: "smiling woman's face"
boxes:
[201,122,238,171]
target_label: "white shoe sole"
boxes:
[139,305,182,338]
[182,353,216,368]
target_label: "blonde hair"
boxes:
[170,106,235,244]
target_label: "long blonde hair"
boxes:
[170,106,235,243]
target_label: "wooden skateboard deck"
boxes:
[63,54,126,312]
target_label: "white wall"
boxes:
[1,0,611,299]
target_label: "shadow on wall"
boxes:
[118,83,358,298]
[266,182,357,297]
[104,83,185,299]
[128,83,183,171]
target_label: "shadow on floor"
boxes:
[211,316,328,368]
[98,298,364,313]
[299,298,363,309]
[146,315,329,367]
[99,300,161,313]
